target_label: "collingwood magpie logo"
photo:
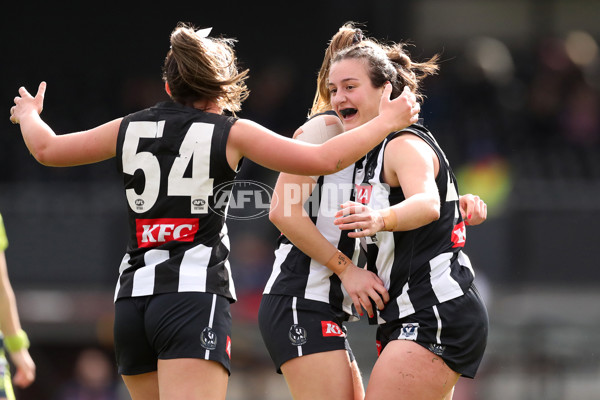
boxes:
[288,324,308,346]
[200,327,217,350]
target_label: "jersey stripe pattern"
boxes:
[114,101,238,303]
[263,166,358,316]
[355,123,475,324]
[263,112,359,317]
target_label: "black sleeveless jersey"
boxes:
[354,123,475,323]
[114,101,238,302]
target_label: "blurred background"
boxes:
[1,0,599,399]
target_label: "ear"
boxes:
[381,81,390,94]
[165,82,172,96]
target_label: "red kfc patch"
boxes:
[321,321,345,337]
[135,218,199,248]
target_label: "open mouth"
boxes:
[339,108,357,119]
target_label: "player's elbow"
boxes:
[427,206,441,224]
[313,156,342,176]
[29,145,54,166]
[269,203,285,227]
[426,198,441,223]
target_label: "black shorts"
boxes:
[114,292,232,376]
[258,294,355,373]
[376,285,488,378]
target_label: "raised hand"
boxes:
[378,85,420,132]
[10,81,46,125]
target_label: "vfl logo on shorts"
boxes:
[399,323,419,341]
[200,327,217,350]
[288,324,308,346]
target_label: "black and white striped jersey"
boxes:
[355,123,475,324]
[263,112,359,318]
[114,101,238,303]
[263,165,358,316]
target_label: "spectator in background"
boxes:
[0,213,36,400]
[53,347,119,400]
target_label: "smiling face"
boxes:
[328,58,384,131]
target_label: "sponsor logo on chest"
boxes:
[451,221,466,248]
[135,218,199,248]
[355,184,373,205]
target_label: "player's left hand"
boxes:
[10,81,46,125]
[459,194,487,226]
[334,201,385,237]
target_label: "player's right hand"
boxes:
[338,264,389,318]
[378,85,420,132]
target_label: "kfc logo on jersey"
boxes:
[135,218,199,248]
[355,184,372,205]
[451,221,466,248]
[321,321,346,337]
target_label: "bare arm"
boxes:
[269,172,388,317]
[227,85,419,175]
[268,115,389,316]
[10,82,119,166]
[334,134,441,236]
[0,251,36,388]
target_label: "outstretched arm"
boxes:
[10,82,120,166]
[268,115,389,317]
[228,85,419,176]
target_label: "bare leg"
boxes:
[121,371,159,400]
[365,341,459,400]
[281,350,356,400]
[157,358,228,400]
[350,359,366,400]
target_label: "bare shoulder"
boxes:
[295,113,343,143]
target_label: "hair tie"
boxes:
[195,27,212,38]
[352,29,364,44]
